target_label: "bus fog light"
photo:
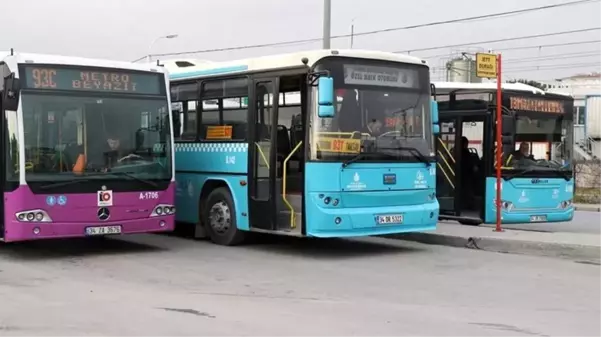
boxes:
[335,217,342,225]
[159,221,166,227]
[151,204,175,217]
[33,227,40,235]
[15,209,53,222]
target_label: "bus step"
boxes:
[277,194,303,213]
[277,211,302,234]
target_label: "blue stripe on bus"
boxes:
[169,65,249,80]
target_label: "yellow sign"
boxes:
[476,53,498,78]
[317,137,361,154]
[206,125,233,140]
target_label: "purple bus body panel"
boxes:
[2,183,175,242]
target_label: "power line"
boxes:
[341,0,599,40]
[504,61,601,73]
[420,40,601,59]
[140,0,599,59]
[395,27,600,53]
[504,51,600,64]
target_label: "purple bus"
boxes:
[0,51,175,242]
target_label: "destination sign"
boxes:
[317,137,361,154]
[21,66,163,95]
[343,64,418,88]
[509,96,565,114]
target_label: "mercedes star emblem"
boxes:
[97,207,110,221]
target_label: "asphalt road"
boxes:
[0,234,599,336]
[481,210,601,234]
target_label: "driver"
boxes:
[511,142,535,161]
[104,135,140,169]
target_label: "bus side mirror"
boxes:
[2,75,20,111]
[430,100,439,124]
[431,100,440,134]
[501,115,514,136]
[501,115,514,145]
[317,76,335,118]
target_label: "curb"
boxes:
[575,205,601,212]
[390,232,601,261]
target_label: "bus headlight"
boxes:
[15,209,52,223]
[151,204,175,217]
[560,200,573,209]
[494,199,513,212]
[502,201,514,211]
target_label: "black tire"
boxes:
[203,187,245,246]
[459,220,482,226]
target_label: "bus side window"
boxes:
[170,82,198,141]
[200,78,249,141]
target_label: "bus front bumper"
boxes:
[3,216,175,242]
[306,201,439,238]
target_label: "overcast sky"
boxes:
[3,0,600,81]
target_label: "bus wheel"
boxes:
[203,187,245,246]
[459,220,482,226]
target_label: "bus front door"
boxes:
[248,79,279,231]
[435,119,459,216]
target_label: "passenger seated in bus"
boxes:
[367,118,384,136]
[460,137,479,173]
[460,137,480,207]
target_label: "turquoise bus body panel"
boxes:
[304,162,438,237]
[174,143,250,230]
[174,142,439,236]
[484,177,574,224]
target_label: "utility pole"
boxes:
[350,17,356,49]
[322,0,331,49]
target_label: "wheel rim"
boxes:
[208,200,231,235]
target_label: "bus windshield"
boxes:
[20,93,172,183]
[310,59,433,162]
[506,113,573,172]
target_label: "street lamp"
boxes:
[147,34,178,63]
[350,17,357,49]
[322,0,331,49]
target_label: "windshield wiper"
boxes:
[504,168,571,181]
[108,171,159,187]
[503,168,535,181]
[342,152,396,168]
[40,177,97,190]
[39,172,158,190]
[397,146,432,167]
[341,148,432,168]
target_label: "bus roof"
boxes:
[0,51,168,74]
[433,81,573,98]
[165,49,427,81]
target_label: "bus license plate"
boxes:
[85,225,122,236]
[530,215,547,222]
[376,214,403,225]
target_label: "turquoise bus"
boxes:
[166,50,440,245]
[432,82,574,225]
